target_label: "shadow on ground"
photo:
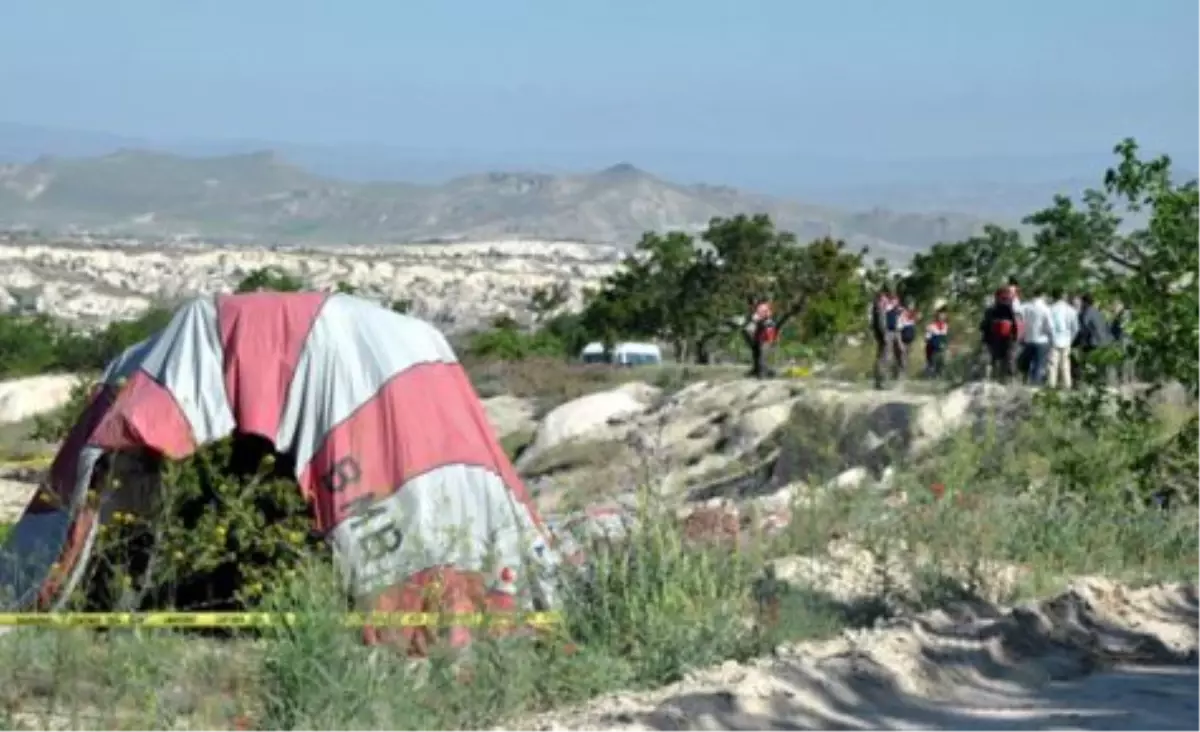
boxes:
[540,583,1199,731]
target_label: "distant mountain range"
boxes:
[0,148,999,261]
[2,121,1192,260]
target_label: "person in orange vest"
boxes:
[748,299,778,379]
[924,309,950,378]
[980,287,1020,382]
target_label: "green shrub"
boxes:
[76,437,327,612]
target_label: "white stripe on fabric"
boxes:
[275,295,459,470]
[132,297,236,446]
[327,463,559,608]
[102,338,158,384]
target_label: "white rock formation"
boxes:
[0,237,621,332]
[517,382,662,470]
[0,374,81,425]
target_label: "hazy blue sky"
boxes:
[2,0,1196,165]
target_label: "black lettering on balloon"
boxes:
[361,522,404,563]
[318,456,361,494]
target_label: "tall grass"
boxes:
[0,394,1193,729]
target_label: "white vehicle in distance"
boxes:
[579,341,663,367]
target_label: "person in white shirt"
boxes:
[1021,289,1054,384]
[1046,287,1079,389]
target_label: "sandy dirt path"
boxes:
[520,578,1198,731]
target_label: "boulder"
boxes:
[517,382,661,470]
[0,374,80,425]
[481,395,537,439]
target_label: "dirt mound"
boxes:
[519,578,1198,730]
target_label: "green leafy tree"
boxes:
[578,216,865,367]
[697,217,865,370]
[235,267,309,293]
[793,238,871,347]
[1025,139,1198,504]
[902,225,1032,313]
[528,281,571,324]
[387,298,413,314]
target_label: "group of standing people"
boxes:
[870,290,951,389]
[979,278,1128,388]
[870,277,1130,390]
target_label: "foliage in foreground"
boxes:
[1,394,1194,729]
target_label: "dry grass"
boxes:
[0,363,1194,729]
[463,357,739,415]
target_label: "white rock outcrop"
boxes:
[517,382,662,470]
[0,238,620,333]
[0,374,80,425]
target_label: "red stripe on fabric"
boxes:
[89,370,195,458]
[217,292,327,442]
[298,361,540,532]
[35,507,97,610]
[363,567,521,655]
[48,383,117,505]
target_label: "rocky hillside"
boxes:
[0,150,989,261]
[0,236,619,330]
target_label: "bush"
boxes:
[74,436,328,613]
[0,306,172,381]
[464,315,578,362]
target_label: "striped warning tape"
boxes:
[0,611,562,628]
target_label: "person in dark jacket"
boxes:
[1077,293,1114,384]
[980,288,1020,383]
[1110,302,1135,383]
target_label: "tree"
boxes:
[902,225,1032,314]
[528,281,571,324]
[792,238,871,348]
[579,237,683,354]
[234,267,308,293]
[1024,138,1198,504]
[1025,138,1197,396]
[698,216,864,372]
[577,215,865,369]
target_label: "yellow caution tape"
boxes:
[0,611,561,628]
